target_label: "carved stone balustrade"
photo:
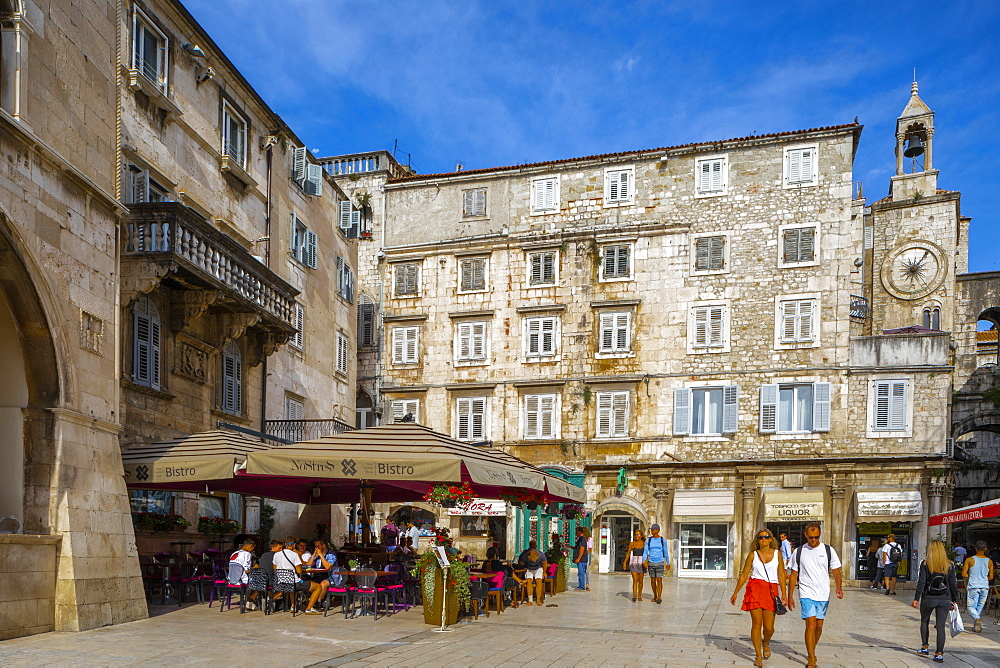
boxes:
[121,203,298,345]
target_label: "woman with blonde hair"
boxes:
[730,529,788,667]
[911,539,959,663]
[517,540,548,605]
[622,528,646,602]
[866,538,882,589]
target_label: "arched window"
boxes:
[922,307,940,330]
[358,294,376,347]
[356,389,374,429]
[133,296,161,389]
[221,341,242,415]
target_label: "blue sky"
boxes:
[185,0,999,273]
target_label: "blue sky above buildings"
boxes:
[185,0,999,273]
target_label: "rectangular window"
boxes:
[126,167,170,204]
[459,257,487,292]
[759,382,831,433]
[599,312,631,353]
[290,303,304,350]
[456,397,487,441]
[337,257,355,303]
[873,380,908,431]
[392,326,419,364]
[463,188,487,217]
[132,8,167,90]
[456,321,487,361]
[221,345,242,415]
[358,298,376,347]
[528,251,556,286]
[601,244,631,280]
[779,299,815,342]
[336,332,349,375]
[782,227,816,264]
[222,102,248,168]
[679,523,729,573]
[785,146,817,185]
[524,394,557,439]
[130,489,173,515]
[291,215,317,268]
[391,399,419,423]
[596,390,629,438]
[692,305,725,348]
[694,235,726,271]
[696,157,726,194]
[284,396,304,420]
[673,386,738,436]
[531,177,558,212]
[199,494,225,519]
[338,200,361,238]
[133,297,161,390]
[525,316,558,357]
[394,263,420,297]
[604,168,633,204]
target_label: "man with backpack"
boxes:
[642,524,671,604]
[880,533,902,596]
[788,522,843,668]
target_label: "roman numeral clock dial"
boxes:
[880,242,945,300]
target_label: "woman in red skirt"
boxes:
[730,529,788,666]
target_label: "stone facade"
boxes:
[332,85,978,582]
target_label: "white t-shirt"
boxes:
[229,549,253,584]
[273,549,302,573]
[408,526,420,547]
[789,542,841,602]
[880,542,898,566]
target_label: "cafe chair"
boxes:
[469,580,490,620]
[488,576,510,614]
[353,569,385,620]
[543,563,558,599]
[271,569,302,616]
[219,562,248,612]
[137,556,159,601]
[323,569,354,619]
[246,568,272,614]
[171,561,201,605]
[383,564,408,612]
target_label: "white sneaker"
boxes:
[245,601,257,611]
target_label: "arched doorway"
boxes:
[356,388,374,429]
[593,495,649,574]
[0,288,28,524]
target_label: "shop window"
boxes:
[199,493,226,519]
[130,490,173,514]
[679,523,729,573]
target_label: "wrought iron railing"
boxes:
[263,419,354,443]
[850,294,869,319]
[123,203,296,328]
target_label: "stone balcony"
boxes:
[263,418,354,443]
[121,203,299,351]
[850,331,951,369]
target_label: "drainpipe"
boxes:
[260,138,275,432]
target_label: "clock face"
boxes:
[882,242,945,300]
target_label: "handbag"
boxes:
[948,605,964,637]
[770,581,787,615]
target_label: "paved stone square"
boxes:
[0,576,997,667]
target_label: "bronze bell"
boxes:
[903,135,925,158]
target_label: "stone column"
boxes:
[924,128,934,171]
[653,487,672,577]
[895,133,905,175]
[828,484,847,565]
[740,486,757,557]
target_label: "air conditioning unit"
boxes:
[945,438,955,458]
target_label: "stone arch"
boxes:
[592,492,651,525]
[0,209,66,532]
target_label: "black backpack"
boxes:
[888,543,903,564]
[923,562,949,597]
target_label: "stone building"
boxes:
[118,0,359,544]
[332,84,981,582]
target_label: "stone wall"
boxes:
[0,535,60,640]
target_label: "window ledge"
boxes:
[211,408,249,425]
[681,435,730,442]
[779,260,821,269]
[595,351,634,359]
[598,276,633,284]
[768,433,821,441]
[775,340,820,349]
[688,346,730,355]
[219,154,258,188]
[783,180,818,190]
[524,355,560,363]
[694,190,727,199]
[124,67,182,123]
[456,289,490,295]
[690,269,730,277]
[455,359,490,367]
[121,379,175,400]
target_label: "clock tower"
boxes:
[864,83,971,334]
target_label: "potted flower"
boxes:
[560,504,588,521]
[499,488,549,510]
[411,550,470,626]
[132,512,190,533]
[423,482,475,508]
[197,516,241,537]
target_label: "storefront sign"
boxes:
[764,491,824,521]
[930,498,1000,526]
[856,491,922,519]
[446,499,506,516]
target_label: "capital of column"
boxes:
[652,487,671,500]
[829,485,846,500]
[741,487,757,500]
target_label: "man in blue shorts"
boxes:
[642,524,671,604]
[788,522,843,668]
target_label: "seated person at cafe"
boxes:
[247,540,283,609]
[305,539,342,586]
[273,542,326,614]
[516,541,547,605]
[229,539,256,585]
[482,547,509,575]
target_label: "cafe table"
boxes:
[151,561,178,605]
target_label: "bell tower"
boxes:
[891,81,937,199]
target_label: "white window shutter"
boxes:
[612,392,629,436]
[457,398,470,439]
[698,162,711,193]
[890,380,907,430]
[526,318,541,355]
[305,230,318,269]
[525,395,539,438]
[470,397,486,440]
[812,382,831,432]
[596,392,612,437]
[874,381,890,429]
[606,172,619,202]
[292,303,304,349]
[799,300,814,341]
[292,147,307,182]
[539,395,554,438]
[782,302,798,342]
[406,328,417,363]
[801,148,814,182]
[722,384,739,434]
[350,210,361,238]
[458,323,472,359]
[693,307,708,347]
[673,388,692,435]
[392,328,407,363]
[600,313,614,352]
[305,163,323,196]
[711,160,723,191]
[339,200,352,231]
[615,313,630,351]
[472,322,485,359]
[709,306,724,346]
[695,237,710,270]
[788,150,802,183]
[799,228,815,262]
[463,190,474,215]
[759,384,778,433]
[618,171,631,201]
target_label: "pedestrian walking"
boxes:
[730,529,788,667]
[572,526,589,591]
[880,533,902,595]
[962,540,995,633]
[788,522,843,668]
[912,539,960,662]
[779,532,793,576]
[642,524,670,604]
[584,526,593,590]
[622,528,647,602]
[866,539,882,589]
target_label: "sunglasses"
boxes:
[757,534,772,539]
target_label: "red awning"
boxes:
[928,498,1000,526]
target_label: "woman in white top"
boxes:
[730,529,788,667]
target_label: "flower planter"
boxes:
[422,567,459,626]
[439,499,457,509]
[556,560,568,593]
[526,501,538,511]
